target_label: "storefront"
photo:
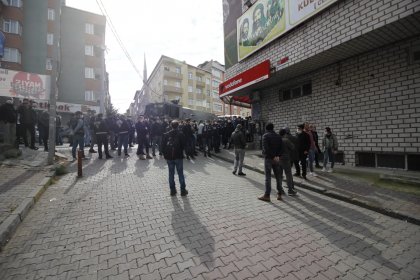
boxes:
[221,0,420,170]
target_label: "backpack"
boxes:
[164,131,180,160]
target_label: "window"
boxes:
[3,19,22,35]
[197,76,202,82]
[212,80,219,87]
[46,58,53,71]
[7,0,22,8]
[3,48,21,63]
[175,81,181,88]
[188,86,193,93]
[85,91,96,101]
[206,78,210,85]
[212,69,221,78]
[279,81,312,101]
[188,72,193,80]
[47,33,54,45]
[196,88,202,94]
[85,23,94,34]
[188,99,194,105]
[48,9,55,21]
[213,103,222,112]
[213,91,219,98]
[163,79,168,85]
[85,45,94,56]
[207,89,211,96]
[85,67,94,79]
[164,66,170,71]
[175,67,181,74]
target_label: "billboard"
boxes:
[0,68,51,100]
[223,0,243,69]
[237,0,339,61]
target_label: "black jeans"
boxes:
[96,134,110,158]
[294,153,307,177]
[22,123,36,148]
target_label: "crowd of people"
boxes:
[0,98,338,200]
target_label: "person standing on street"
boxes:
[136,115,152,159]
[258,123,283,202]
[116,115,130,157]
[294,124,310,180]
[38,108,50,151]
[231,124,247,176]
[162,120,188,197]
[71,111,85,161]
[17,99,38,150]
[322,127,338,172]
[93,113,112,159]
[0,99,17,147]
[279,128,297,196]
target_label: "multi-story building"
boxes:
[0,0,109,120]
[220,0,420,170]
[133,55,215,116]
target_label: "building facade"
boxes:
[221,0,420,170]
[133,55,215,117]
[0,0,109,118]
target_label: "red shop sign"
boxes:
[219,60,270,98]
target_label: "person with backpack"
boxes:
[162,120,188,197]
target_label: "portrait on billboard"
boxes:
[237,0,285,60]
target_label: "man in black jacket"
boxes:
[231,124,246,176]
[258,123,283,202]
[17,99,38,150]
[93,114,112,159]
[162,120,188,197]
[294,124,310,180]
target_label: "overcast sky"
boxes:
[66,0,225,113]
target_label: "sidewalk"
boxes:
[213,148,420,225]
[0,147,53,247]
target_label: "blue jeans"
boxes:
[308,148,316,172]
[72,134,84,158]
[264,158,281,195]
[118,133,128,155]
[167,159,186,192]
[323,148,335,168]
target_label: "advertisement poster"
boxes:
[0,68,51,100]
[237,0,338,61]
[223,0,243,69]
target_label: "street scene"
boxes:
[1,0,420,279]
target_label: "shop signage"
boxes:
[0,68,51,100]
[33,100,99,114]
[219,60,270,98]
[237,0,339,61]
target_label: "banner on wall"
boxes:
[32,99,100,114]
[0,68,51,100]
[237,0,339,61]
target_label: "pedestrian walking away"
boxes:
[258,123,283,202]
[231,123,246,176]
[162,120,188,197]
[279,127,297,196]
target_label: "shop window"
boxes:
[408,154,420,171]
[356,152,375,167]
[302,83,312,96]
[377,154,405,169]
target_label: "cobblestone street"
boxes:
[0,153,419,279]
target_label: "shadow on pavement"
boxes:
[278,200,400,272]
[171,197,215,269]
[0,169,37,194]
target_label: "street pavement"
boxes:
[0,146,419,280]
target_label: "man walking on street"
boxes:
[162,120,188,197]
[231,124,246,176]
[93,113,112,159]
[279,128,297,196]
[258,123,282,202]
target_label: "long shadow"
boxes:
[110,156,128,174]
[0,169,38,194]
[171,197,215,268]
[278,200,400,272]
[134,158,150,178]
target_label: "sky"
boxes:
[66,0,225,113]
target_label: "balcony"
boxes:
[163,85,183,94]
[163,70,183,80]
[196,80,205,87]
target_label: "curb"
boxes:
[0,171,54,250]
[213,154,420,226]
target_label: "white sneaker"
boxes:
[309,172,317,176]
[327,169,333,173]
[321,168,326,172]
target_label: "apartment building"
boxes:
[221,0,420,170]
[133,55,214,116]
[0,0,109,119]
[199,60,251,117]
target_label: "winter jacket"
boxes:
[162,129,185,160]
[231,128,246,149]
[262,130,282,160]
[322,133,338,151]
[0,103,17,123]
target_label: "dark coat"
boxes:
[231,129,246,149]
[162,129,185,160]
[262,130,282,159]
[297,132,310,155]
[0,103,17,123]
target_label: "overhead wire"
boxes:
[95,0,160,103]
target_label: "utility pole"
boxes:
[47,3,61,165]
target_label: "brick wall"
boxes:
[226,0,420,80]
[259,37,420,166]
